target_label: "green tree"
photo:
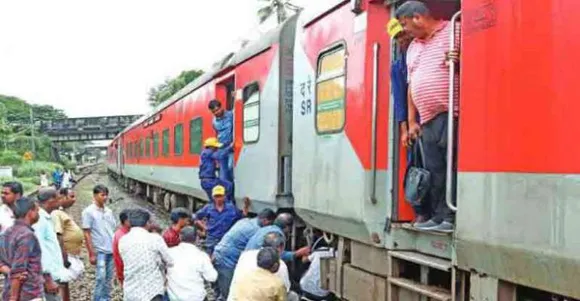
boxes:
[148,69,204,107]
[257,0,301,24]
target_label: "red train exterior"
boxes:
[108,0,580,300]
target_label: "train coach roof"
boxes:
[117,13,299,137]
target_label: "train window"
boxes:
[189,118,203,155]
[162,129,170,157]
[145,137,151,158]
[315,44,346,134]
[153,133,160,158]
[243,82,260,143]
[174,124,183,156]
[138,139,143,158]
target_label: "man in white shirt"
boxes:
[229,232,299,301]
[119,209,174,301]
[0,182,23,234]
[166,226,217,301]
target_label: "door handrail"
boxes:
[445,11,461,213]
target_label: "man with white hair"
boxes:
[166,226,217,301]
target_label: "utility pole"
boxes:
[29,107,35,155]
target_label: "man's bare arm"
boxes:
[57,234,69,267]
[83,230,96,265]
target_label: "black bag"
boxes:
[403,138,431,207]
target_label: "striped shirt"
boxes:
[407,21,459,124]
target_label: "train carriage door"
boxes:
[390,0,461,223]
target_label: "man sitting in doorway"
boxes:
[395,1,460,232]
[199,137,234,203]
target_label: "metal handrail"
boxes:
[370,43,380,204]
[445,11,461,213]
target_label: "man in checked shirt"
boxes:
[0,197,43,301]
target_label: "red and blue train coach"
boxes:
[108,15,298,212]
[108,0,580,299]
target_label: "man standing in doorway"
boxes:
[387,18,431,225]
[208,100,234,183]
[396,1,459,232]
[82,184,117,301]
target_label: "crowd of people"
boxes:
[0,180,332,301]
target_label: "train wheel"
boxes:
[163,193,171,212]
[187,197,195,213]
[169,194,178,212]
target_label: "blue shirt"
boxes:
[33,208,67,281]
[52,171,62,184]
[244,225,295,261]
[213,110,234,146]
[392,52,408,124]
[213,218,261,269]
[199,148,218,179]
[195,202,242,242]
[81,203,117,254]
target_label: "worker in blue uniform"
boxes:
[208,100,234,183]
[388,18,429,226]
[245,213,311,262]
[199,137,233,203]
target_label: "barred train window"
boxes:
[174,124,183,156]
[189,118,203,155]
[316,44,346,134]
[243,83,260,143]
[153,133,160,158]
[145,137,151,157]
[162,129,169,157]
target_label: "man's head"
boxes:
[179,226,197,244]
[59,187,76,209]
[387,18,413,51]
[395,1,436,40]
[119,209,132,228]
[257,247,280,274]
[13,197,40,225]
[93,184,109,206]
[212,185,226,205]
[128,209,151,228]
[37,187,60,213]
[1,181,23,206]
[170,208,191,228]
[208,100,224,118]
[257,208,276,227]
[273,212,293,235]
[262,232,285,255]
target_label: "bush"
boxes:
[0,176,39,195]
[0,150,22,166]
[13,161,62,178]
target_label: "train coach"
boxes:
[108,0,580,300]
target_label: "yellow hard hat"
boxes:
[387,18,404,38]
[204,137,223,148]
[212,185,226,197]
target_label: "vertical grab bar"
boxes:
[370,43,380,205]
[446,11,461,212]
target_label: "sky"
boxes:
[0,0,337,118]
